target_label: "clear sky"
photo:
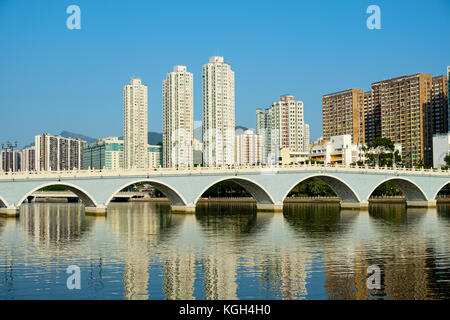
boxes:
[0,0,449,148]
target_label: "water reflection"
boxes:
[196,203,258,300]
[20,203,95,248]
[0,202,449,299]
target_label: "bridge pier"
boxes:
[340,201,369,210]
[85,205,107,216]
[171,204,196,213]
[0,206,20,217]
[406,200,437,208]
[257,203,284,212]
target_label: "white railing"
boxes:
[0,162,449,180]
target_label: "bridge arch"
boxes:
[194,177,275,205]
[368,177,428,201]
[18,182,98,208]
[105,179,187,206]
[282,174,361,203]
[432,180,450,200]
[0,195,8,208]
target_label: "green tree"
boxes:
[444,154,450,166]
[364,137,402,167]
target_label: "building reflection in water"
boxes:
[2,201,450,300]
[283,204,360,299]
[196,203,259,300]
[20,203,95,247]
[163,245,196,300]
[0,218,16,297]
[108,202,172,300]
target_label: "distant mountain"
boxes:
[60,131,97,144]
[22,142,35,149]
[148,132,162,145]
[118,132,162,145]
[194,126,202,142]
[235,125,248,135]
[21,131,96,149]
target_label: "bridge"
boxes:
[0,164,449,216]
[29,191,141,201]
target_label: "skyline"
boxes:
[0,0,449,148]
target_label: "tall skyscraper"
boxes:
[372,73,433,166]
[322,89,365,144]
[124,78,148,169]
[162,66,194,168]
[35,133,86,171]
[202,56,235,167]
[258,95,308,164]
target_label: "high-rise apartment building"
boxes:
[363,90,381,144]
[425,75,449,164]
[256,108,269,162]
[322,89,365,144]
[21,146,35,171]
[162,66,194,168]
[372,73,433,166]
[256,108,266,135]
[447,66,450,131]
[430,75,449,135]
[0,149,21,172]
[82,137,124,170]
[202,56,235,167]
[259,95,308,164]
[234,129,263,165]
[124,78,148,169]
[35,133,86,171]
[303,123,310,153]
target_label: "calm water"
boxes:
[1,202,450,300]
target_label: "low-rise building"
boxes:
[279,148,309,165]
[309,135,362,165]
[82,137,124,170]
[83,138,162,170]
[148,145,162,168]
[193,139,203,166]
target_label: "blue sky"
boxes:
[0,0,449,147]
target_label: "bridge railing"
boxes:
[1,162,449,180]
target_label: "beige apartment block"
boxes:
[322,89,365,144]
[124,78,148,169]
[162,65,194,168]
[372,73,432,166]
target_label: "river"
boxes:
[0,202,449,299]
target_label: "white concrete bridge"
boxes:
[1,164,450,216]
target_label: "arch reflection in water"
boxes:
[283,203,359,237]
[2,202,450,299]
